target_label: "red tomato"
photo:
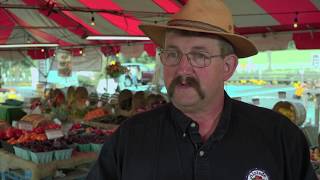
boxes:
[0,131,6,140]
[47,123,61,129]
[5,128,15,139]
[14,129,23,138]
[33,127,45,134]
[72,123,81,130]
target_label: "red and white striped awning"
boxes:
[0,0,320,60]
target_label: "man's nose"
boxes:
[176,54,193,73]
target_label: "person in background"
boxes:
[130,66,138,87]
[75,86,89,109]
[131,91,147,115]
[51,88,65,108]
[145,93,167,110]
[115,89,133,118]
[66,86,76,110]
[136,66,142,85]
[152,94,167,109]
[39,88,53,113]
[87,0,317,179]
[49,88,68,122]
[70,86,89,118]
[145,93,157,110]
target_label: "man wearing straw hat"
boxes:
[87,0,317,179]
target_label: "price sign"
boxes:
[45,129,64,140]
[18,121,33,131]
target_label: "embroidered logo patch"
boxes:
[246,169,269,180]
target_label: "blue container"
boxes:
[2,169,32,180]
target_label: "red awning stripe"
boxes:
[8,11,72,46]
[293,32,320,49]
[0,9,15,44]
[144,43,157,57]
[78,0,143,35]
[153,0,181,13]
[255,0,320,25]
[27,49,55,60]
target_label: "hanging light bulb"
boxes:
[91,12,95,26]
[293,18,298,28]
[41,48,45,52]
[91,16,95,26]
[293,12,298,28]
[79,49,83,55]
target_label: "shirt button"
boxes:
[199,150,205,157]
[190,122,196,128]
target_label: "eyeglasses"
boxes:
[159,49,222,68]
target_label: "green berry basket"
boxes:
[13,146,30,161]
[76,143,91,152]
[90,143,103,153]
[1,140,14,153]
[54,148,73,161]
[30,151,54,164]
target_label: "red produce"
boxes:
[14,129,23,138]
[5,128,15,139]
[71,123,81,130]
[33,127,45,134]
[94,129,103,135]
[47,123,61,130]
[0,131,6,140]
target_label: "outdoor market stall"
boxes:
[1,0,320,179]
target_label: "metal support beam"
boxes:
[315,93,320,132]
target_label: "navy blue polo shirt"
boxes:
[87,93,317,180]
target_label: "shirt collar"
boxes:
[170,91,233,141]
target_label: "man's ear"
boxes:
[223,54,238,81]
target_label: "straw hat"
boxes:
[139,0,258,58]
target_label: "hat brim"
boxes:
[139,24,258,58]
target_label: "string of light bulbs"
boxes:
[90,12,95,26]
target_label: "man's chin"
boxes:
[171,95,200,108]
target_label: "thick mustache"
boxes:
[168,76,205,99]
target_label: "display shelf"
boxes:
[53,168,89,180]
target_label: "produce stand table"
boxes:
[0,149,97,180]
[0,105,26,123]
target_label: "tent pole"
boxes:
[315,94,320,133]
